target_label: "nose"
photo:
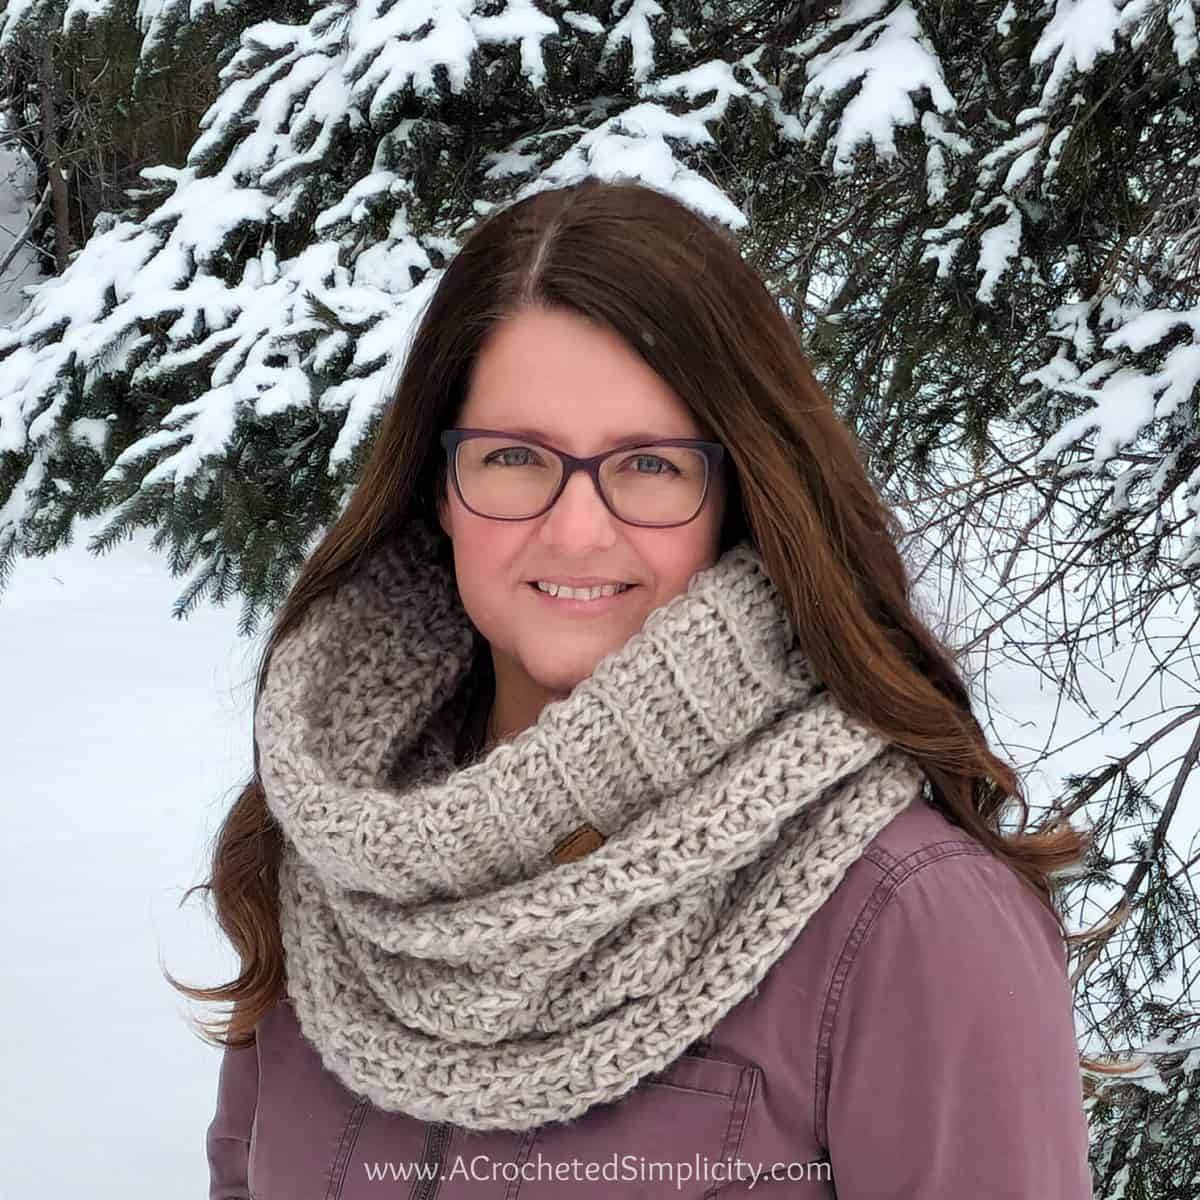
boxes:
[538,465,619,548]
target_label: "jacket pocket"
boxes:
[511,1052,761,1199]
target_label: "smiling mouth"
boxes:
[528,582,638,601]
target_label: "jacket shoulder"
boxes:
[860,790,987,872]
[766,794,1073,1149]
[813,802,1090,1197]
[802,793,992,952]
[819,793,1065,1036]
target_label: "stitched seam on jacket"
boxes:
[325,1096,370,1200]
[812,842,989,1150]
[731,1066,760,1183]
[704,1064,758,1199]
[720,1065,758,1195]
[246,1033,263,1197]
[507,1126,541,1200]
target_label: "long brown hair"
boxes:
[167,177,1131,1078]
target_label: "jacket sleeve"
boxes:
[824,848,1093,1198]
[206,1036,259,1200]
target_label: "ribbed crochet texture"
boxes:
[255,518,928,1131]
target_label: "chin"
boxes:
[526,644,624,693]
[529,660,602,695]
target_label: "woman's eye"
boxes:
[626,454,677,474]
[485,447,536,466]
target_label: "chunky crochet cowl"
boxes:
[254,517,926,1131]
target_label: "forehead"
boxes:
[460,306,702,450]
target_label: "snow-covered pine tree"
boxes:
[0,0,287,266]
[1,0,1194,623]
[1,3,1198,1191]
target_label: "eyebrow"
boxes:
[497,427,686,449]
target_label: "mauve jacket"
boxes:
[206,795,1095,1198]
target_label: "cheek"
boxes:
[453,532,515,600]
[445,516,528,631]
[676,512,725,568]
[629,527,723,610]
[444,494,516,563]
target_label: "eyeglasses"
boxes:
[440,428,725,527]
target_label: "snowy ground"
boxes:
[0,126,247,1187]
[1,522,257,1197]
[3,122,254,1197]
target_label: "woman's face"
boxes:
[436,304,727,709]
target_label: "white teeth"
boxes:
[536,581,630,601]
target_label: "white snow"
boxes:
[1031,301,1200,563]
[1043,124,1073,181]
[920,111,972,206]
[347,0,479,106]
[1169,0,1200,64]
[509,102,748,232]
[920,210,971,276]
[0,517,255,1197]
[602,0,665,83]
[562,9,605,36]
[975,197,1023,302]
[1031,0,1155,107]
[797,0,957,175]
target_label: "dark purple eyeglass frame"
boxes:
[440,427,726,528]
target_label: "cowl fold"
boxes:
[256,516,926,1130]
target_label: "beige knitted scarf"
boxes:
[254,517,928,1131]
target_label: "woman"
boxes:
[176,178,1112,1198]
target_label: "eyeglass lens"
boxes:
[454,436,709,525]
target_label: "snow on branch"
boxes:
[1028,301,1200,566]
[790,0,958,175]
